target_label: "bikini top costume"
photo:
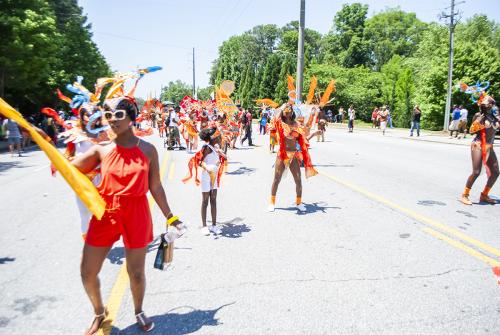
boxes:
[470,111,499,145]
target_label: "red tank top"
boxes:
[98,143,149,197]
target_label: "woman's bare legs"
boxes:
[125,247,147,315]
[81,244,112,333]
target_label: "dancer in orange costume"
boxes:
[460,96,499,205]
[268,103,317,212]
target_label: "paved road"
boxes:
[0,126,499,334]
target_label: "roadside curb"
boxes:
[328,124,500,147]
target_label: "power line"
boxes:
[93,31,216,55]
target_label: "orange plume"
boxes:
[287,75,295,92]
[255,99,279,108]
[306,76,317,104]
[287,75,296,101]
[56,89,72,104]
[319,80,336,107]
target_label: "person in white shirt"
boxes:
[167,107,185,149]
[348,105,355,133]
[458,105,468,139]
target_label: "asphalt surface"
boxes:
[0,125,499,334]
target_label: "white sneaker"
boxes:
[200,226,210,236]
[268,204,275,212]
[209,225,222,235]
[296,203,307,212]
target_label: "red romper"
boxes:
[85,143,153,249]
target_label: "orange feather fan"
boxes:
[319,80,336,107]
[287,75,296,101]
[306,76,318,104]
[255,99,279,108]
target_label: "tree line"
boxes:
[0,0,110,114]
[207,3,500,130]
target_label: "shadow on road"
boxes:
[225,167,256,175]
[106,236,161,265]
[111,302,235,335]
[417,200,446,206]
[0,161,28,174]
[275,202,341,215]
[0,257,15,265]
[218,217,251,238]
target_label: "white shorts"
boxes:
[201,170,218,193]
[380,121,387,130]
[450,120,460,131]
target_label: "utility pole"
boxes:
[296,0,305,101]
[441,0,463,131]
[192,47,197,99]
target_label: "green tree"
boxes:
[275,55,296,103]
[0,0,60,111]
[394,68,415,127]
[380,55,416,126]
[320,3,370,67]
[160,80,192,105]
[259,54,282,98]
[197,86,214,101]
[47,0,110,97]
[306,63,383,121]
[364,8,427,70]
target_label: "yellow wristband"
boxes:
[166,215,179,226]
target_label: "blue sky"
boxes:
[79,0,500,99]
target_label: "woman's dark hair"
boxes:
[104,97,138,121]
[199,127,217,142]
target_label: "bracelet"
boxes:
[166,215,179,226]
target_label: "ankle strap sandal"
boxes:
[85,308,108,335]
[136,311,155,332]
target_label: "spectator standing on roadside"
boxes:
[449,105,461,138]
[348,105,355,133]
[371,108,379,128]
[378,107,389,135]
[387,106,394,128]
[2,117,22,157]
[410,105,422,137]
[458,105,468,139]
[338,107,345,123]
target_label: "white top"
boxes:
[348,109,355,120]
[460,108,468,121]
[169,111,179,128]
[203,144,220,167]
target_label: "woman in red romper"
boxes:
[73,97,181,334]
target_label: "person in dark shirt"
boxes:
[410,105,422,137]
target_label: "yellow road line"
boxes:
[98,150,170,335]
[422,228,500,267]
[318,170,500,259]
[99,264,129,334]
[168,162,176,180]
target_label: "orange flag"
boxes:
[0,98,105,219]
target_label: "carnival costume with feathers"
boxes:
[182,128,227,188]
